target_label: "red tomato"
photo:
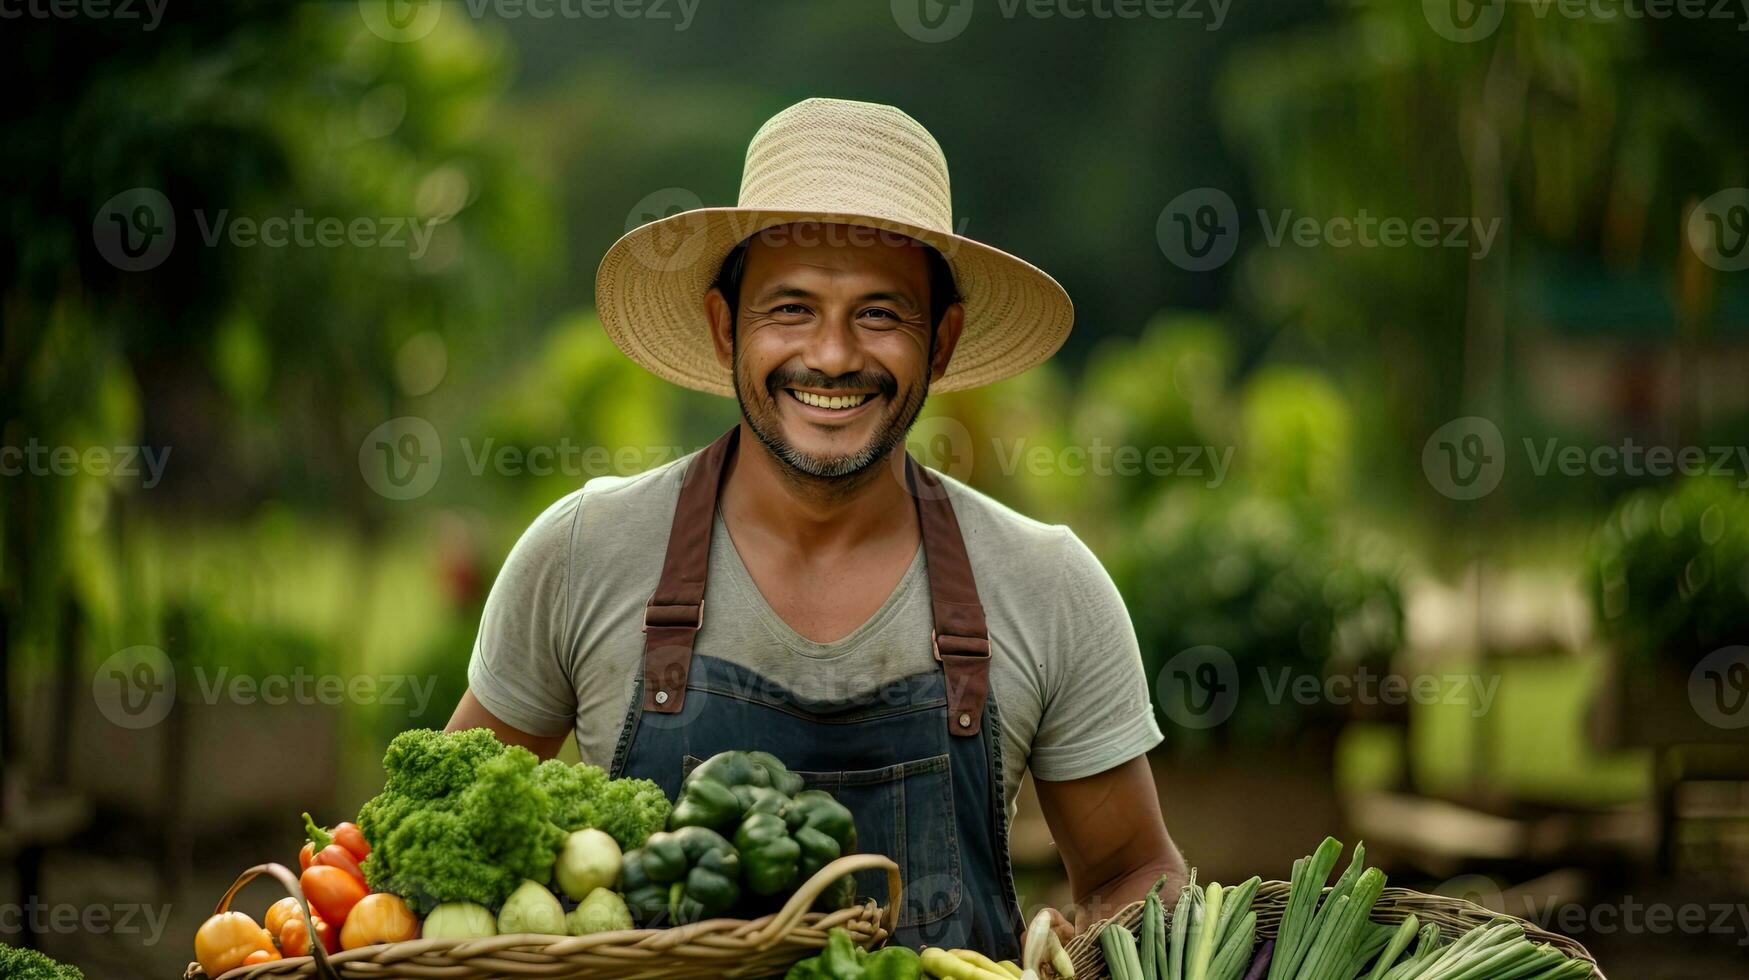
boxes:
[313,844,366,889]
[300,865,367,928]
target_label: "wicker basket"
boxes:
[185,853,900,980]
[1061,880,1607,980]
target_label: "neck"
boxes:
[719,421,917,553]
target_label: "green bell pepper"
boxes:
[784,927,921,980]
[620,826,742,925]
[669,751,806,833]
[786,789,859,909]
[733,789,859,902]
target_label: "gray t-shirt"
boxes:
[467,450,1162,812]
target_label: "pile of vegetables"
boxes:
[625,749,861,924]
[193,811,420,975]
[1101,839,1592,980]
[784,909,1077,980]
[356,727,671,913]
[189,733,874,976]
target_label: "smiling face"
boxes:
[706,223,963,481]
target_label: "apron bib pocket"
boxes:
[793,755,962,929]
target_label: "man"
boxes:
[448,97,1185,957]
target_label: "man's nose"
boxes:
[801,314,865,379]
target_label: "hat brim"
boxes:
[594,208,1073,397]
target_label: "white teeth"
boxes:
[792,390,871,410]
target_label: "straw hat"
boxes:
[594,97,1074,396]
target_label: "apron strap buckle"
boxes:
[933,630,993,737]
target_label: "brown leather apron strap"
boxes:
[906,458,993,736]
[641,426,738,714]
[642,426,993,736]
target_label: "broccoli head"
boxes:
[358,729,564,913]
[357,728,674,913]
[582,775,672,850]
[531,758,670,850]
[0,944,84,980]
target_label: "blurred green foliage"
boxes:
[1591,478,1749,670]
[2,0,1746,769]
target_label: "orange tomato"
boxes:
[298,842,314,870]
[339,893,418,950]
[242,948,282,965]
[278,910,339,956]
[194,911,276,977]
[300,865,367,928]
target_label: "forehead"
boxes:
[739,222,931,286]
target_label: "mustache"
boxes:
[765,367,899,400]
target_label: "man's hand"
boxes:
[1034,755,1187,933]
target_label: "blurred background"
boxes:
[4,0,1749,975]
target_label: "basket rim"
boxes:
[187,854,900,980]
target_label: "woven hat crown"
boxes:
[737,98,954,235]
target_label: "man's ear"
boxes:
[929,302,966,383]
[705,287,734,370]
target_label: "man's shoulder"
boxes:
[931,470,1087,582]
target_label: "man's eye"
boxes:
[861,308,898,321]
[774,304,810,316]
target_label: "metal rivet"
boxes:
[655,691,670,705]
[958,712,972,728]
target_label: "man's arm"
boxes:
[1034,755,1188,932]
[447,688,570,760]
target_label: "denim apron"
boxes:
[609,426,1024,959]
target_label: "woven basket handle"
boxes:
[749,853,903,950]
[210,862,340,980]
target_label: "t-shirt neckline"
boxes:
[711,512,927,661]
